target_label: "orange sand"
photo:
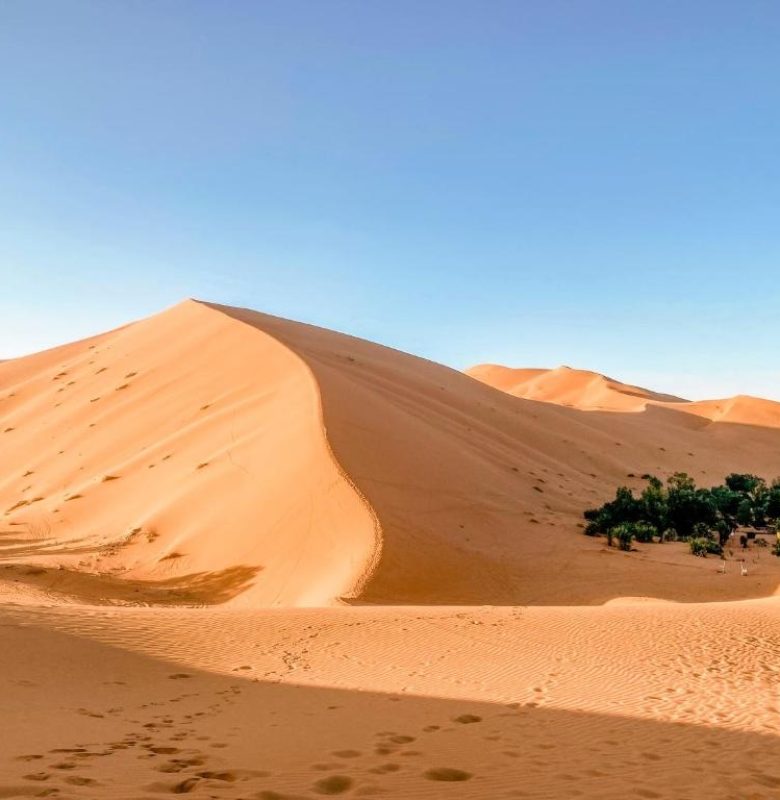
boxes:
[1,301,779,798]
[466,363,686,411]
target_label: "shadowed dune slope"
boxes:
[213,303,780,605]
[0,300,376,607]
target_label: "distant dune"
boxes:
[466,364,686,411]
[680,395,780,428]
[468,362,780,427]
[2,300,780,608]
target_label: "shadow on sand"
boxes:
[0,563,262,605]
[0,607,777,799]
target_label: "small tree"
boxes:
[640,476,668,534]
[713,519,732,548]
[765,481,780,522]
[667,479,717,540]
[725,473,765,496]
[736,498,754,528]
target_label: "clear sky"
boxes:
[1,1,778,400]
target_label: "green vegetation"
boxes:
[689,537,724,557]
[584,473,780,557]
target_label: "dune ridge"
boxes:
[2,300,780,608]
[211,303,780,605]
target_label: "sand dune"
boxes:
[466,363,686,411]
[215,303,780,604]
[680,394,780,429]
[0,301,376,607]
[468,362,780,427]
[2,300,780,608]
[2,300,780,799]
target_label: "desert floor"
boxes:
[2,597,779,800]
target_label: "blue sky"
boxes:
[1,1,778,399]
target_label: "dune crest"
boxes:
[2,300,780,608]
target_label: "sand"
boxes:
[1,300,779,798]
[465,364,687,411]
[1,600,779,798]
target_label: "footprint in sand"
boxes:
[171,776,200,793]
[65,775,97,786]
[312,775,354,795]
[368,764,400,775]
[196,770,238,782]
[423,767,473,782]
[388,735,415,744]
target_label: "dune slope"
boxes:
[214,303,780,605]
[3,300,780,607]
[0,300,376,607]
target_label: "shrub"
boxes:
[611,523,636,552]
[632,521,658,543]
[660,528,677,543]
[689,537,723,557]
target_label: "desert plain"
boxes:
[1,299,779,799]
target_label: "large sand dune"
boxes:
[0,301,377,607]
[2,300,780,800]
[2,300,780,608]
